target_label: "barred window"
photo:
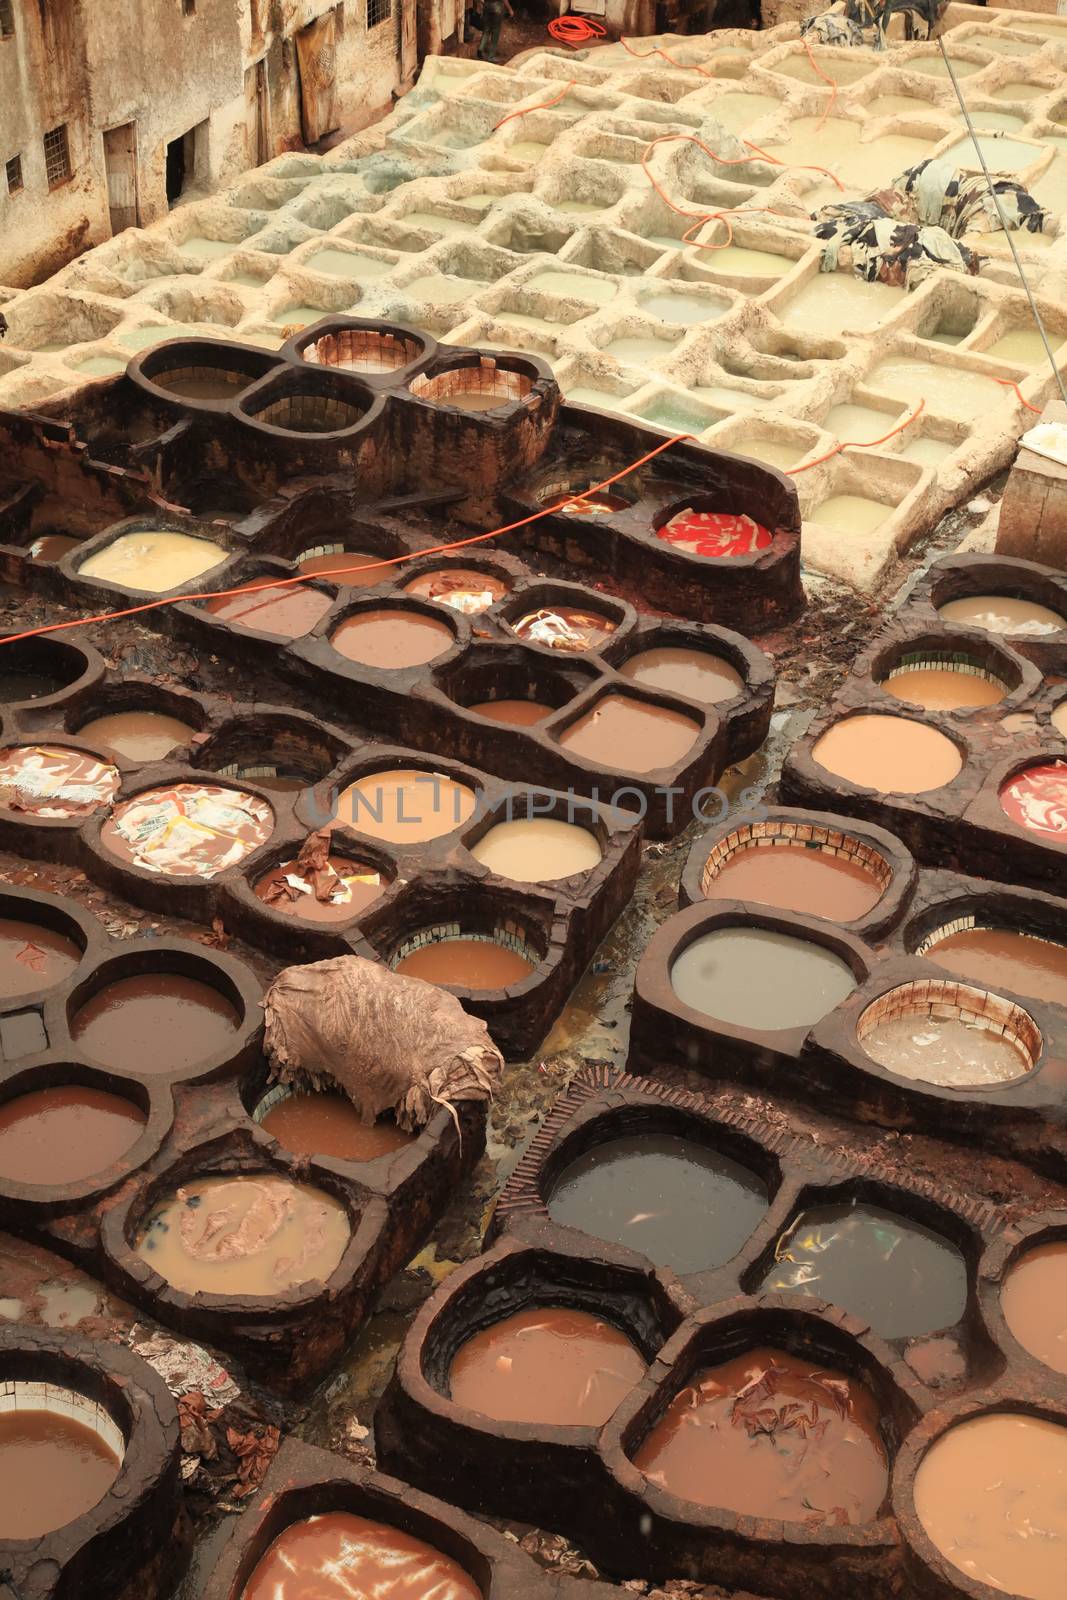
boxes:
[367,0,391,28]
[0,1,14,39]
[5,154,22,193]
[43,124,72,187]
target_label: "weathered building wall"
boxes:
[0,0,414,289]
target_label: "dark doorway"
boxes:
[165,134,185,203]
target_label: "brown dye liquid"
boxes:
[0,916,80,997]
[206,585,332,639]
[938,594,1066,637]
[634,1348,887,1525]
[443,390,508,412]
[29,534,82,563]
[619,646,743,704]
[331,609,454,669]
[471,817,603,882]
[332,768,476,844]
[102,783,274,877]
[78,710,195,762]
[705,843,884,920]
[135,1172,350,1295]
[467,698,553,725]
[0,1409,121,1538]
[298,550,385,585]
[71,973,241,1073]
[812,714,963,794]
[448,1306,646,1424]
[241,1510,482,1600]
[261,1092,415,1162]
[156,373,245,400]
[0,1085,145,1185]
[403,568,509,613]
[1001,1241,1067,1375]
[671,926,857,1031]
[394,937,535,988]
[862,1011,1032,1087]
[559,694,699,773]
[884,666,1004,710]
[926,927,1067,1009]
[915,1412,1067,1600]
[254,856,383,921]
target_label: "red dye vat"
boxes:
[658,511,773,559]
[1000,761,1067,842]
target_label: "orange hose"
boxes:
[803,38,838,135]
[0,432,697,647]
[619,34,716,78]
[493,81,575,130]
[785,399,926,475]
[992,376,1042,414]
[547,16,605,45]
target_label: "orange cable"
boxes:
[0,433,696,647]
[785,399,926,475]
[992,376,1042,414]
[546,16,605,45]
[493,81,575,130]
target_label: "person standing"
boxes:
[477,0,514,60]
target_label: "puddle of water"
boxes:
[38,1281,99,1327]
[0,1298,23,1321]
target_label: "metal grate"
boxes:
[5,153,21,193]
[0,0,13,38]
[43,124,71,187]
[367,0,391,27]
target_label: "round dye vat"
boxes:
[812,715,963,794]
[547,1132,767,1272]
[471,817,602,882]
[923,925,1067,1009]
[333,768,476,844]
[403,568,509,615]
[331,609,454,670]
[938,594,1066,638]
[0,917,80,998]
[0,1399,122,1539]
[618,646,743,705]
[671,927,857,1031]
[29,533,82,563]
[102,783,274,877]
[658,510,773,558]
[241,1511,481,1600]
[860,992,1035,1088]
[511,607,617,652]
[78,710,195,763]
[297,549,385,585]
[633,1348,887,1525]
[205,584,333,639]
[553,489,632,515]
[448,1306,646,1424]
[705,841,885,921]
[1000,761,1067,842]
[135,1173,350,1295]
[0,746,120,819]
[915,1413,1067,1600]
[882,661,1005,711]
[467,698,553,725]
[761,1202,968,1338]
[255,855,384,921]
[71,973,241,1073]
[559,694,700,773]
[260,1091,415,1163]
[393,936,535,989]
[79,529,228,594]
[1001,1241,1067,1375]
[0,1085,146,1186]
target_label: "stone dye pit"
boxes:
[5,13,1067,592]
